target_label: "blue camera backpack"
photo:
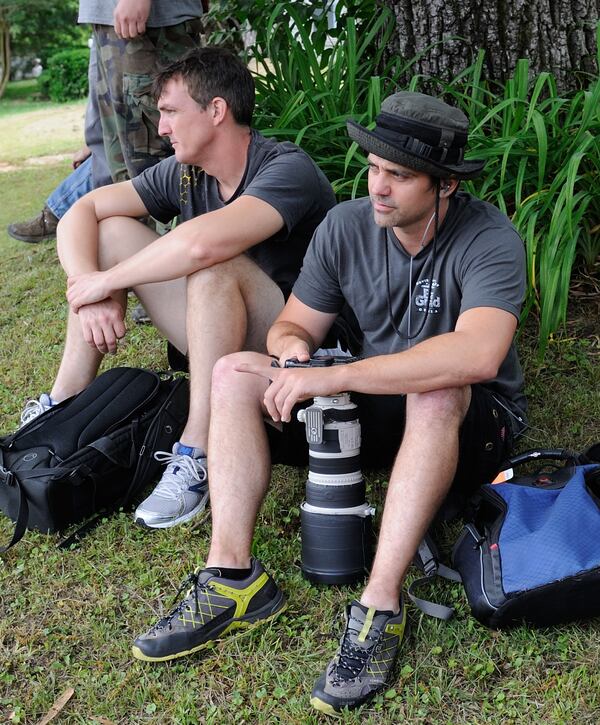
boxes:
[452,447,600,628]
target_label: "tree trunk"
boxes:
[383,0,599,92]
[0,11,9,99]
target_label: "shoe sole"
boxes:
[134,492,209,529]
[131,591,286,662]
[7,229,55,243]
[310,697,340,716]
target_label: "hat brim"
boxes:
[347,120,485,180]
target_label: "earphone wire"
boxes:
[385,180,441,342]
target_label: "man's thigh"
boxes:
[351,386,512,489]
[97,215,188,352]
[232,254,286,352]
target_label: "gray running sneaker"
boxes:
[20,393,55,428]
[310,598,407,715]
[134,443,208,528]
[132,558,286,662]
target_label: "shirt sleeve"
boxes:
[458,225,526,320]
[241,151,325,235]
[131,156,182,223]
[292,210,345,314]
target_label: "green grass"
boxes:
[0,81,86,162]
[0,79,76,119]
[0,84,599,725]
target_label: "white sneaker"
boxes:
[134,443,208,528]
[20,393,55,428]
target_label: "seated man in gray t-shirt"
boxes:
[18,47,336,528]
[131,92,527,715]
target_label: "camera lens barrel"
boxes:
[298,394,374,584]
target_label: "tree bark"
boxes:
[0,10,10,98]
[383,0,599,92]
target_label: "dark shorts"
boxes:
[267,385,514,497]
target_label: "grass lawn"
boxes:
[0,86,599,724]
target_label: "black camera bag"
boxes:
[0,367,189,551]
[452,446,600,628]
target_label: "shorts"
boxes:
[267,385,515,499]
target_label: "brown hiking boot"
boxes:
[7,205,59,243]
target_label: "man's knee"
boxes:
[211,352,270,402]
[405,386,471,430]
[97,217,154,270]
[188,257,243,296]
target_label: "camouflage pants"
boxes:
[93,19,203,183]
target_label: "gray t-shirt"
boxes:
[132,130,336,297]
[293,193,527,425]
[78,1,202,27]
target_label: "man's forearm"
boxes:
[104,227,207,291]
[57,200,102,276]
[341,329,502,396]
[267,321,316,359]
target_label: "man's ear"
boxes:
[440,179,459,197]
[211,97,228,125]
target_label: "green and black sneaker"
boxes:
[132,558,286,662]
[310,598,407,715]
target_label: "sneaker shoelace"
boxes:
[20,398,50,426]
[152,450,207,500]
[154,571,213,632]
[332,612,382,682]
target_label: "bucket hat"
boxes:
[346,91,485,179]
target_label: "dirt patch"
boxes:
[0,153,72,173]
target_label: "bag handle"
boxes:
[506,448,578,468]
[408,536,462,621]
[0,473,29,552]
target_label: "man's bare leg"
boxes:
[205,352,273,567]
[176,257,284,452]
[50,217,161,402]
[360,386,471,612]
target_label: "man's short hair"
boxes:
[152,47,255,126]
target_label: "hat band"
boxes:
[375,115,465,165]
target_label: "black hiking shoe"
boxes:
[132,558,286,662]
[7,205,58,243]
[310,598,407,714]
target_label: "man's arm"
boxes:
[56,181,149,354]
[66,195,285,311]
[57,180,149,278]
[238,306,517,423]
[267,294,339,365]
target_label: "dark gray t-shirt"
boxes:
[132,130,336,297]
[293,193,527,425]
[78,1,202,27]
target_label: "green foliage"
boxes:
[432,56,600,351]
[249,0,400,196]
[223,1,599,352]
[38,47,89,103]
[1,0,84,66]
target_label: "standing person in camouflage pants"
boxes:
[78,0,204,182]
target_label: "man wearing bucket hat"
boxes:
[132,92,527,714]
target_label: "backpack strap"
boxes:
[408,535,462,621]
[0,472,29,552]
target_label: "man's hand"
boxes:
[274,336,311,367]
[78,299,126,354]
[113,0,151,39]
[67,271,116,313]
[235,358,345,423]
[72,145,91,170]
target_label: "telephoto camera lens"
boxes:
[298,393,374,584]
